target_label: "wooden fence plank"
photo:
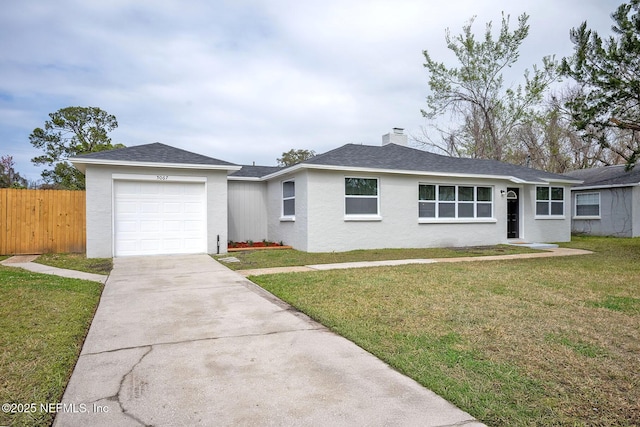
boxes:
[0,190,6,254]
[0,189,86,255]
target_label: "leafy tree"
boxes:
[30,106,123,189]
[277,149,316,166]
[560,0,640,168]
[421,13,557,162]
[0,155,28,188]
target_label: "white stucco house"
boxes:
[71,129,581,257]
[564,165,640,237]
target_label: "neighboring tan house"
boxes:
[564,165,640,237]
[71,129,581,257]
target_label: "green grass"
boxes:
[35,253,112,275]
[216,244,541,270]
[0,265,102,427]
[252,236,640,426]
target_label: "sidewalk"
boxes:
[1,248,592,281]
[236,247,593,276]
[0,255,108,283]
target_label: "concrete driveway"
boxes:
[55,254,484,426]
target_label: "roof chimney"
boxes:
[382,127,407,146]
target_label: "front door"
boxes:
[507,187,519,239]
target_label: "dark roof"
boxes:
[300,143,574,183]
[230,165,284,178]
[71,142,237,167]
[564,165,640,188]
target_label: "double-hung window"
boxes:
[575,192,600,217]
[345,178,379,216]
[419,184,493,219]
[282,180,295,218]
[536,186,564,216]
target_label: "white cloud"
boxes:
[0,0,625,181]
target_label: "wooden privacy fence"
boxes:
[0,189,86,255]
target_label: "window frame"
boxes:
[574,191,601,219]
[344,177,381,221]
[535,186,565,218]
[281,179,295,221]
[418,183,495,223]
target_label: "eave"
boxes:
[70,158,242,174]
[259,163,582,185]
[570,182,640,191]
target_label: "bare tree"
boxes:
[513,87,627,172]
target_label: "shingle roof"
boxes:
[230,165,284,178]
[564,165,640,188]
[299,143,575,183]
[71,142,237,167]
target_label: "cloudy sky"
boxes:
[0,0,622,182]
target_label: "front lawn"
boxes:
[0,266,102,427]
[216,244,541,270]
[35,253,112,275]
[252,236,639,426]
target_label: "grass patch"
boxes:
[252,236,640,426]
[0,265,102,427]
[216,244,540,270]
[544,333,609,358]
[589,295,640,314]
[35,253,112,275]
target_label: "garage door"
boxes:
[114,180,206,256]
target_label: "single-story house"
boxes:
[71,129,581,257]
[563,165,640,237]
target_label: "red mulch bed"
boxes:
[227,241,291,251]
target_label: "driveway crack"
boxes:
[81,327,326,357]
[115,345,153,426]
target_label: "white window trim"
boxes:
[535,186,566,219]
[418,218,497,224]
[344,176,381,220]
[281,180,295,221]
[418,184,495,221]
[344,215,383,221]
[573,192,601,219]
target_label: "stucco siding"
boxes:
[84,165,229,257]
[303,170,514,252]
[519,184,572,243]
[267,171,309,250]
[240,169,573,253]
[85,166,113,258]
[572,187,634,237]
[228,181,268,242]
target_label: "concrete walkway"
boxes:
[0,255,108,283]
[236,247,593,276]
[53,254,485,427]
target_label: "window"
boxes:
[575,192,600,217]
[282,180,295,218]
[345,178,378,215]
[536,186,564,216]
[419,184,493,219]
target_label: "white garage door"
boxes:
[114,180,206,256]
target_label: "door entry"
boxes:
[506,188,519,238]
